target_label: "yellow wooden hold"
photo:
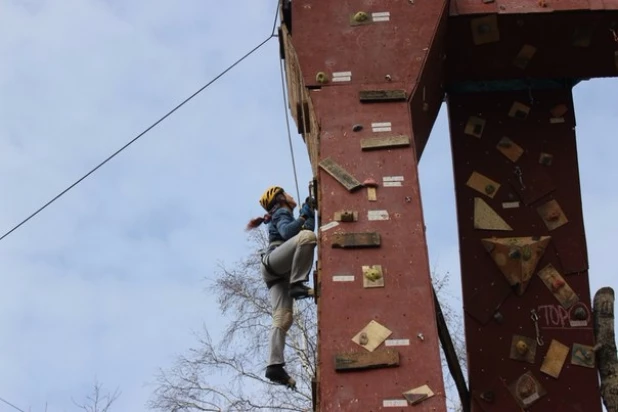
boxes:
[353,11,369,22]
[481,236,551,295]
[508,101,531,119]
[513,45,537,69]
[474,197,513,231]
[470,15,500,45]
[496,137,524,162]
[538,264,579,309]
[315,71,329,84]
[403,385,434,405]
[466,172,501,199]
[572,343,595,368]
[508,372,547,409]
[464,116,486,138]
[540,339,570,378]
[509,335,536,364]
[352,320,392,352]
[537,199,568,231]
[363,265,385,288]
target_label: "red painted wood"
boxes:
[312,88,445,411]
[452,0,592,15]
[446,11,618,83]
[446,89,602,412]
[291,0,448,90]
[288,1,450,410]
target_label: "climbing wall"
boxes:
[447,88,602,411]
[444,2,618,410]
[282,1,450,410]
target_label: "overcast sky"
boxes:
[0,1,616,411]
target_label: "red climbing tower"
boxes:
[281,0,618,410]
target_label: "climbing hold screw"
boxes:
[508,248,521,259]
[516,340,529,355]
[485,184,496,195]
[573,307,587,320]
[353,11,369,22]
[315,72,329,84]
[359,332,369,346]
[493,312,504,324]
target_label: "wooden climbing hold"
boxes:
[359,89,407,102]
[319,158,363,192]
[540,339,569,378]
[331,232,381,248]
[334,349,399,371]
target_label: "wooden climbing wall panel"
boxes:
[446,10,618,84]
[286,0,449,410]
[447,88,601,412]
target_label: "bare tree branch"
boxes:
[151,229,464,411]
[72,379,120,412]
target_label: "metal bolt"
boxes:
[385,74,392,81]
[417,333,425,341]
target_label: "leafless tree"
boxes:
[150,229,466,411]
[72,379,120,412]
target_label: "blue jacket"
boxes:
[268,207,315,243]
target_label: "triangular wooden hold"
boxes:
[481,236,551,295]
[403,385,435,405]
[474,198,513,231]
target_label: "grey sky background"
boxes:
[0,1,616,411]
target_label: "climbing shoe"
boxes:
[265,364,296,390]
[289,282,313,300]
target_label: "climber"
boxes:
[246,185,317,389]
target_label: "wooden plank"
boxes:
[508,101,531,119]
[540,339,570,378]
[496,137,524,163]
[538,264,579,309]
[351,320,392,352]
[362,265,385,288]
[474,197,513,231]
[508,372,546,409]
[403,385,435,405]
[464,116,486,138]
[509,335,537,364]
[319,158,363,192]
[332,232,381,248]
[481,236,551,295]
[334,210,358,222]
[466,171,501,198]
[470,15,500,45]
[334,349,399,371]
[537,199,569,231]
[360,135,410,151]
[571,343,595,368]
[359,89,407,102]
[513,45,537,70]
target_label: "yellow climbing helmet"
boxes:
[259,186,284,211]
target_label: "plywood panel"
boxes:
[447,89,600,412]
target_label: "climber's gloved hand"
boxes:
[300,202,314,220]
[302,216,315,231]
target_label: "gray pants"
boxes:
[261,230,317,366]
